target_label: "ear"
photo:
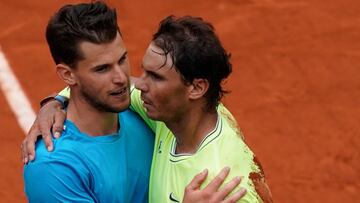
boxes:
[188,78,209,100]
[56,64,77,86]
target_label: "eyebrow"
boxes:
[92,51,128,70]
[141,63,165,79]
[150,49,165,56]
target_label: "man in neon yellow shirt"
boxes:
[22,15,272,203]
[131,16,272,203]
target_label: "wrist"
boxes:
[39,93,58,107]
[54,95,68,109]
[39,93,68,109]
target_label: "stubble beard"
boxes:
[80,86,129,113]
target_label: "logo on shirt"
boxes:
[169,192,179,202]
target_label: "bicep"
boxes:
[24,161,94,203]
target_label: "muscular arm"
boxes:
[21,89,68,163]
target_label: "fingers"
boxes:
[223,188,247,203]
[52,109,66,138]
[24,128,40,163]
[25,138,36,162]
[21,140,28,164]
[185,169,208,191]
[39,121,54,151]
[38,100,65,149]
[204,167,230,192]
[183,167,247,203]
[22,98,63,164]
[217,176,242,200]
[23,122,41,164]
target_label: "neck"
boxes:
[66,92,119,136]
[166,106,217,154]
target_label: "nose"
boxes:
[112,65,128,84]
[134,73,148,92]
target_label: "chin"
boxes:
[105,100,130,113]
[145,111,156,119]
[118,97,130,107]
[115,102,130,112]
[146,111,164,121]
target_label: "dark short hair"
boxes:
[153,15,232,111]
[46,1,119,67]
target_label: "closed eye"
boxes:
[147,71,163,80]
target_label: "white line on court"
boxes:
[0,48,35,133]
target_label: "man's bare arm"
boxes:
[21,99,66,164]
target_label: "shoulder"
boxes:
[33,129,84,162]
[24,146,90,193]
[215,105,273,202]
[217,104,244,140]
[24,154,85,179]
[24,134,91,199]
[25,137,87,173]
[28,125,88,175]
[24,157,93,202]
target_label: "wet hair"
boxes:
[153,15,232,111]
[46,1,119,68]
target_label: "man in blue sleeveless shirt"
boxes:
[23,2,154,202]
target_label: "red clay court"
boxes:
[0,0,359,202]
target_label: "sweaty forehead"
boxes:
[143,43,173,70]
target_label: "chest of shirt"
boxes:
[149,131,219,203]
